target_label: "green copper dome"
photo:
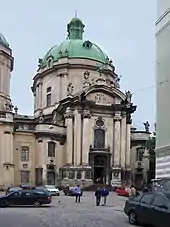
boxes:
[0,33,9,48]
[41,18,109,68]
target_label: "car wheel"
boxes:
[33,201,41,207]
[129,211,137,225]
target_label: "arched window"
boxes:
[48,142,55,157]
[94,129,105,149]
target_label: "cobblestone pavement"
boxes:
[0,192,137,227]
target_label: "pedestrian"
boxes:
[129,185,137,198]
[95,188,102,206]
[74,185,82,203]
[101,187,109,206]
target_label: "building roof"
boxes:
[0,32,9,48]
[41,17,109,68]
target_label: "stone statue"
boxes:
[39,110,44,123]
[115,76,120,88]
[125,90,132,103]
[14,106,18,115]
[143,121,150,132]
[97,63,105,77]
[67,83,74,96]
[5,102,13,112]
[84,71,90,80]
[83,71,91,88]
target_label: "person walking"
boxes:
[74,185,82,203]
[95,188,102,206]
[101,187,109,206]
[129,185,137,198]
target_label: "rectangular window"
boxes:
[46,87,52,107]
[20,171,30,184]
[136,147,145,161]
[46,93,51,106]
[21,146,29,161]
[47,87,51,93]
[48,142,55,157]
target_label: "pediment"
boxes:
[86,91,115,105]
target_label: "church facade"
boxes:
[0,17,150,189]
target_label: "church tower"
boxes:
[0,33,14,189]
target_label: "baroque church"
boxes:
[0,17,150,189]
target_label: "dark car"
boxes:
[1,189,52,207]
[6,185,36,195]
[124,192,170,227]
[63,187,76,196]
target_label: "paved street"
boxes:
[0,192,135,227]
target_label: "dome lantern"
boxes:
[67,17,85,40]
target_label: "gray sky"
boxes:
[0,0,156,130]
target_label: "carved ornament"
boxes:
[67,83,74,96]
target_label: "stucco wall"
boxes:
[156,2,170,148]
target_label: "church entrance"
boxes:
[46,164,56,185]
[90,154,110,184]
[47,171,55,185]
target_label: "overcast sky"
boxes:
[0,0,156,130]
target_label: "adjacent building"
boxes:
[156,1,170,178]
[0,17,149,189]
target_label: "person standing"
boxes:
[95,188,102,206]
[101,187,109,206]
[74,185,82,203]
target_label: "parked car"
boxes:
[124,192,170,227]
[116,187,130,197]
[63,186,76,196]
[44,185,60,196]
[0,189,52,207]
[111,181,122,191]
[63,186,83,196]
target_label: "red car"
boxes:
[116,187,130,197]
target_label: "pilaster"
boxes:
[126,122,131,168]
[74,109,82,166]
[113,113,121,166]
[120,112,126,168]
[82,108,91,165]
[65,107,74,165]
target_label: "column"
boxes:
[126,123,131,167]
[39,82,43,109]
[64,73,68,98]
[36,84,39,109]
[82,109,91,165]
[65,113,73,165]
[120,114,126,167]
[56,75,60,103]
[74,109,82,165]
[114,115,121,166]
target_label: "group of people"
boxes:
[72,185,109,206]
[95,187,109,206]
[70,184,141,205]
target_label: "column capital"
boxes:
[64,107,74,118]
[114,114,122,121]
[121,111,126,118]
[83,109,91,118]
